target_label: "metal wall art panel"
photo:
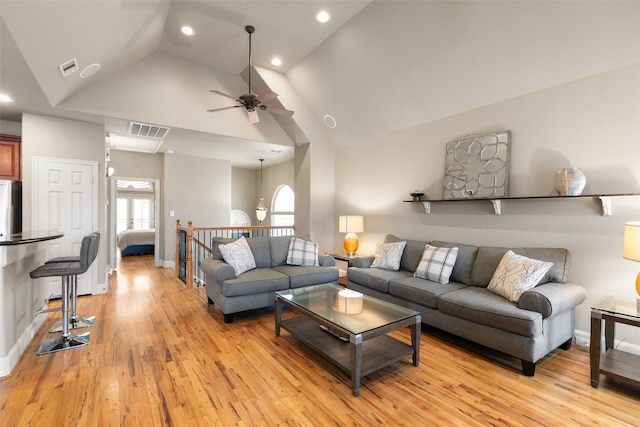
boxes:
[443,130,511,199]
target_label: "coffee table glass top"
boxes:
[275,284,419,335]
[591,296,640,319]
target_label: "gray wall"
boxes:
[332,64,640,343]
[162,154,231,263]
[21,113,107,293]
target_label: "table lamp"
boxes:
[623,222,640,306]
[339,215,363,256]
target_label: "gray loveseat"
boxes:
[347,234,586,376]
[201,235,338,323]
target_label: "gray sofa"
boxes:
[347,234,586,376]
[201,235,338,323]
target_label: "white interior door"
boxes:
[33,157,98,296]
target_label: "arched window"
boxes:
[271,185,294,227]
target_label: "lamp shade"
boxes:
[338,215,364,233]
[624,222,640,262]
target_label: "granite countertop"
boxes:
[0,230,64,246]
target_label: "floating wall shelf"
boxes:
[403,193,640,216]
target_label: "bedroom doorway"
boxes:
[108,176,161,270]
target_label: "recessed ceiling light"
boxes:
[181,26,195,36]
[323,114,337,129]
[80,63,101,79]
[0,93,15,103]
[271,57,282,66]
[316,10,331,23]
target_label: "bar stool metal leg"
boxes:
[49,274,95,333]
[37,275,89,355]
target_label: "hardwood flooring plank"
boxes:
[1,254,640,426]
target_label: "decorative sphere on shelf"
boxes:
[555,167,586,196]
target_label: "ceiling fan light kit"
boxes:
[208,25,294,124]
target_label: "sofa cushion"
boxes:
[286,237,319,266]
[430,241,479,286]
[211,237,236,260]
[389,276,468,309]
[384,234,428,272]
[219,237,256,276]
[347,267,412,293]
[270,235,311,267]
[221,268,289,297]
[470,246,571,287]
[371,240,407,271]
[487,251,553,302]
[414,245,458,284]
[273,265,339,288]
[438,287,542,337]
[245,237,271,268]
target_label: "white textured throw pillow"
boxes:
[370,241,407,271]
[414,245,459,284]
[286,237,319,266]
[218,236,256,276]
[488,250,553,302]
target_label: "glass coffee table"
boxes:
[590,296,640,388]
[275,284,421,396]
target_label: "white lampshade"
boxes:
[339,215,363,233]
[624,222,640,262]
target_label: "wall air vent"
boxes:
[128,121,170,139]
[59,58,78,77]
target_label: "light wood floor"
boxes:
[2,255,640,426]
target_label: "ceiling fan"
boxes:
[208,25,294,124]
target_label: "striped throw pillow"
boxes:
[286,237,319,266]
[413,245,458,284]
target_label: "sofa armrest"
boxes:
[518,282,586,318]
[318,254,336,267]
[351,256,375,268]
[201,258,235,284]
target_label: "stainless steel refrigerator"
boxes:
[0,180,22,237]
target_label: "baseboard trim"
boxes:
[0,314,46,378]
[574,328,640,356]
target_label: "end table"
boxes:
[590,296,640,388]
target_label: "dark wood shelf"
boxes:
[403,193,640,215]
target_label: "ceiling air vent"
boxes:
[59,58,78,77]
[128,121,170,139]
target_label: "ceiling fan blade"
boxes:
[264,105,294,117]
[207,105,241,113]
[210,90,238,101]
[248,110,260,124]
[256,91,279,103]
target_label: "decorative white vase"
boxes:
[555,167,586,196]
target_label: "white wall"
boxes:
[334,64,640,343]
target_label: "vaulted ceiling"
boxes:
[1,1,639,168]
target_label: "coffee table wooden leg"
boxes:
[590,310,602,388]
[411,316,421,366]
[350,334,363,397]
[275,297,282,337]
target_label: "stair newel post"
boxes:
[175,219,181,279]
[186,221,194,288]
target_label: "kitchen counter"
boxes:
[1,230,64,377]
[0,230,64,246]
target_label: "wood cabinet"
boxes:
[0,134,21,181]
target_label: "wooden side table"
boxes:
[590,296,640,388]
[328,253,359,286]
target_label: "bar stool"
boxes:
[30,232,100,355]
[45,232,100,332]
